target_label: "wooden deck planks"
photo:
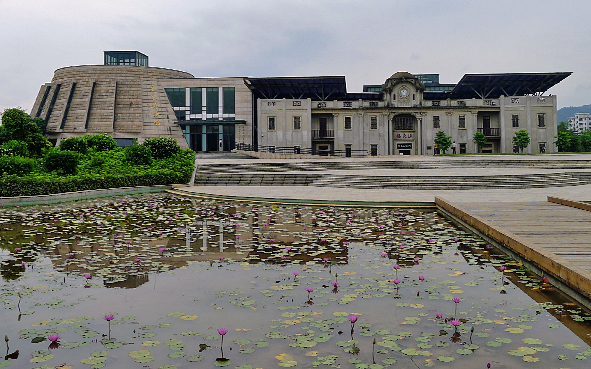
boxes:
[436,197,591,305]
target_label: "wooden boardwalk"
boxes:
[436,197,591,308]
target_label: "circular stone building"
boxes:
[31,52,194,147]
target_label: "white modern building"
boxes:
[568,112,591,133]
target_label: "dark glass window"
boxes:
[223,87,235,114]
[165,88,185,107]
[268,116,276,131]
[190,88,202,114]
[433,115,440,128]
[538,114,545,127]
[459,115,466,129]
[206,88,219,114]
[293,116,301,130]
[370,116,378,129]
[512,114,519,127]
[394,115,414,130]
[345,116,352,130]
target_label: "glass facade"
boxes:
[104,51,148,66]
[206,88,219,114]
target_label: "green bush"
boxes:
[0,140,29,157]
[0,156,37,176]
[45,149,80,175]
[84,134,117,152]
[59,137,88,154]
[143,137,180,159]
[124,144,152,165]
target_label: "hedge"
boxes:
[0,170,191,197]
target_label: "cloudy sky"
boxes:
[1,0,589,115]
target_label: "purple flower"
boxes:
[332,281,338,287]
[135,258,141,262]
[84,274,91,279]
[453,298,461,304]
[436,313,442,319]
[418,276,424,281]
[218,257,224,260]
[450,320,462,327]
[104,314,114,321]
[349,315,358,323]
[500,266,507,271]
[381,253,387,258]
[159,247,165,252]
[393,279,401,285]
[305,288,313,293]
[285,247,292,251]
[48,334,60,342]
[15,248,21,251]
[217,328,228,336]
[393,265,400,270]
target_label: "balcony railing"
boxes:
[478,127,500,136]
[311,129,334,139]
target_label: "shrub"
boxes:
[0,140,29,157]
[143,137,180,159]
[59,137,88,154]
[84,134,117,152]
[45,149,80,175]
[124,144,152,165]
[0,156,37,176]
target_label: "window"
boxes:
[394,115,414,130]
[222,87,235,114]
[206,87,219,114]
[512,114,519,128]
[459,115,466,129]
[539,142,546,153]
[293,116,301,130]
[344,116,352,130]
[190,88,202,114]
[538,113,545,128]
[433,115,440,129]
[268,116,276,131]
[370,116,378,129]
[165,88,185,107]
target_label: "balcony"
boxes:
[478,127,500,137]
[312,129,334,139]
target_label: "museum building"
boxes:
[31,51,570,154]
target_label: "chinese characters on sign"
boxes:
[396,133,413,139]
[149,85,160,125]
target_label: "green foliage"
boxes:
[557,121,570,132]
[0,156,38,176]
[125,144,153,165]
[512,130,531,153]
[472,132,487,152]
[0,140,29,157]
[143,137,180,159]
[44,149,80,175]
[1,108,51,157]
[59,137,88,154]
[32,117,47,135]
[434,130,452,154]
[84,134,117,152]
[554,130,580,152]
[0,125,11,144]
[580,131,591,152]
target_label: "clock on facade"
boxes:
[399,87,409,98]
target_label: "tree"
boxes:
[472,132,487,153]
[512,130,530,153]
[434,130,452,154]
[1,108,51,157]
[557,121,570,132]
[580,130,591,152]
[554,130,580,152]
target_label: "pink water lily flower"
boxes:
[348,315,358,323]
[104,314,114,321]
[217,328,228,336]
[48,334,60,342]
[450,320,462,327]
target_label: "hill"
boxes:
[558,104,591,123]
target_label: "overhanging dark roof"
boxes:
[246,76,349,101]
[425,72,571,100]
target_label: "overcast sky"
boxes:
[1,0,589,115]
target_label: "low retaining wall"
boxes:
[548,196,591,212]
[0,185,173,206]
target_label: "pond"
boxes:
[1,193,591,369]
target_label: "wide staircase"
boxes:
[191,158,591,190]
